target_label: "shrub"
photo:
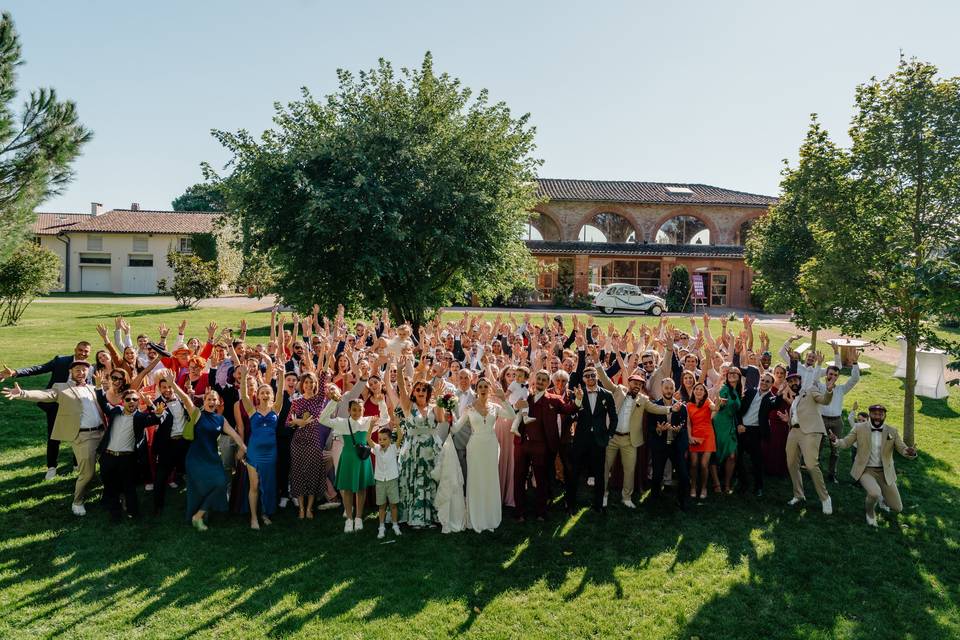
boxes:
[666,265,691,313]
[0,242,61,325]
[166,252,224,308]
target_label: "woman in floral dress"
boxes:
[286,371,329,519]
[395,359,447,527]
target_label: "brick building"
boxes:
[526,179,777,308]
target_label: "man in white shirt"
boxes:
[153,377,191,513]
[817,345,861,483]
[833,404,916,526]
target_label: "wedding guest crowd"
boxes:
[0,307,916,530]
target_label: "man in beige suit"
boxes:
[3,361,104,516]
[778,372,835,514]
[832,403,916,526]
[597,365,675,508]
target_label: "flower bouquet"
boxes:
[436,392,458,414]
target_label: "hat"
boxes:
[148,341,171,358]
[761,351,772,358]
[627,374,645,383]
[69,360,91,369]
[785,373,801,382]
[868,404,887,412]
[172,346,191,357]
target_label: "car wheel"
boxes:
[649,305,663,316]
[603,306,615,315]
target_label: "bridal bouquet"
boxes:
[436,392,458,413]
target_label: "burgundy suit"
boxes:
[515,391,577,518]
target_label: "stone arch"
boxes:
[652,210,719,245]
[527,209,563,241]
[735,212,764,245]
[574,207,640,243]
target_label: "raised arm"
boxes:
[159,369,196,413]
[238,366,255,415]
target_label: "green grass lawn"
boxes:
[0,303,958,639]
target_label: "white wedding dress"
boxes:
[433,432,466,533]
[453,401,515,532]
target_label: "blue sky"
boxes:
[9,1,960,213]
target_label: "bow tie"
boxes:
[520,383,528,388]
[871,426,884,432]
[627,393,637,399]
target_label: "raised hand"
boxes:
[96,323,109,341]
[0,365,14,382]
[1,382,23,399]
[114,316,123,330]
[574,386,583,404]
[158,323,169,339]
[207,322,217,339]
[239,318,248,335]
[851,401,859,414]
[178,319,188,334]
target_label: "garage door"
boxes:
[80,266,111,292]
[122,267,157,294]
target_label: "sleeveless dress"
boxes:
[494,413,516,507]
[762,396,790,476]
[687,402,716,453]
[398,406,441,527]
[456,403,513,532]
[712,385,740,462]
[185,411,228,519]
[334,418,376,492]
[288,394,328,498]
[242,410,278,515]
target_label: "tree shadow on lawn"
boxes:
[918,395,960,419]
[0,444,957,638]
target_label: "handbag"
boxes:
[182,407,199,441]
[347,418,371,461]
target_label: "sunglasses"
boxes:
[110,375,125,382]
[583,373,597,379]
[123,397,139,403]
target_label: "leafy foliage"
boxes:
[209,52,541,326]
[0,12,91,262]
[162,252,224,309]
[665,264,690,312]
[0,241,59,324]
[171,183,224,212]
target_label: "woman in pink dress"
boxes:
[495,365,518,507]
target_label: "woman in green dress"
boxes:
[318,386,385,533]
[712,368,742,494]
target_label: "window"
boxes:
[655,216,711,245]
[79,252,111,265]
[577,212,637,243]
[665,186,694,195]
[178,237,193,253]
[87,235,103,251]
[133,236,148,252]
[711,273,728,306]
[591,258,661,291]
[128,254,154,267]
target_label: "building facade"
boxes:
[526,179,776,308]
[32,204,218,294]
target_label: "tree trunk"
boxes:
[903,336,917,446]
[810,328,818,353]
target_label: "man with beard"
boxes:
[832,404,916,526]
[647,378,690,510]
[778,372,835,514]
[736,371,778,496]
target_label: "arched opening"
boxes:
[526,214,561,241]
[577,212,637,243]
[524,223,544,241]
[655,215,710,245]
[738,218,756,245]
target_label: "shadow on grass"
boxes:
[0,424,957,638]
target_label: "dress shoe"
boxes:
[822,496,833,515]
[44,467,57,481]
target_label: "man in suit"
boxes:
[2,360,103,515]
[152,375,193,514]
[596,366,673,508]
[566,366,618,513]
[647,378,690,510]
[0,341,91,480]
[515,369,577,521]
[95,383,163,522]
[779,372,835,514]
[832,403,917,526]
[736,371,778,496]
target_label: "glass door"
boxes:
[710,273,728,306]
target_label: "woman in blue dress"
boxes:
[238,365,283,529]
[164,376,246,531]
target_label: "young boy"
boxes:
[371,427,402,538]
[508,366,531,436]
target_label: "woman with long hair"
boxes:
[238,365,282,530]
[495,365,518,508]
[287,371,330,519]
[713,368,742,494]
[762,381,794,476]
[687,382,717,500]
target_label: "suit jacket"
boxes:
[837,421,915,485]
[738,387,777,437]
[573,386,618,448]
[523,391,577,453]
[19,383,105,442]
[96,395,161,457]
[644,348,672,401]
[14,354,75,388]
[596,366,670,447]
[645,397,689,452]
[793,386,833,434]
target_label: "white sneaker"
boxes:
[344,519,354,533]
[44,467,57,481]
[145,483,154,492]
[377,526,385,539]
[71,503,86,517]
[587,477,595,487]
[279,497,289,509]
[602,496,608,507]
[392,523,401,536]
[822,496,833,515]
[167,481,178,489]
[292,497,300,507]
[787,497,805,506]
[318,501,340,510]
[866,513,878,527]
[354,517,363,531]
[622,499,636,509]
[878,499,891,513]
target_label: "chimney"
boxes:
[130,202,140,211]
[91,202,103,216]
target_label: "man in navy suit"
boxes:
[647,378,690,510]
[0,341,92,480]
[566,366,618,513]
[736,372,777,496]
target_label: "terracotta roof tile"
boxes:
[31,212,92,235]
[65,209,219,234]
[536,179,776,208]
[526,240,745,258]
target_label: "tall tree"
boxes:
[0,12,91,261]
[210,53,541,325]
[815,58,960,445]
[746,117,853,350]
[171,183,224,212]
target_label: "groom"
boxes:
[566,366,618,513]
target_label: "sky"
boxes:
[9,1,960,213]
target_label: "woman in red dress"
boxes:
[686,382,718,500]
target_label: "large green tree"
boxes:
[813,58,960,445]
[746,117,854,350]
[0,12,90,261]
[171,183,224,212]
[209,53,541,325]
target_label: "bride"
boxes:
[450,371,522,532]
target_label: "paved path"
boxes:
[37,295,278,311]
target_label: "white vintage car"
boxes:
[593,283,668,316]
